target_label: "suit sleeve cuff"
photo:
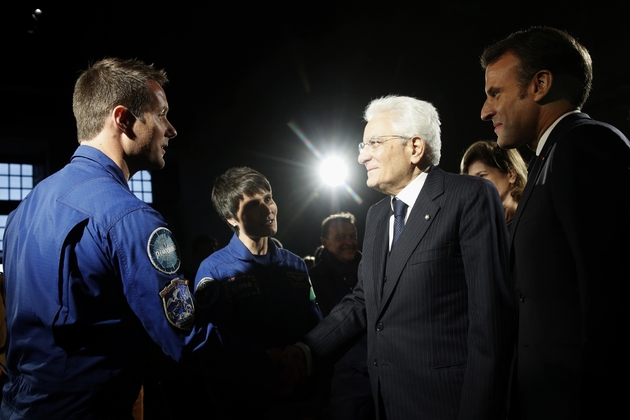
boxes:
[293,341,313,376]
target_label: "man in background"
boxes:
[309,212,374,420]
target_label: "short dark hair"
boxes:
[73,58,168,142]
[321,212,356,238]
[460,140,528,201]
[480,27,592,108]
[211,167,272,232]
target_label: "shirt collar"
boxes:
[72,145,129,188]
[229,232,281,264]
[536,110,580,155]
[391,168,429,214]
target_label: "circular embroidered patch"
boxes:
[147,227,181,274]
[195,277,221,309]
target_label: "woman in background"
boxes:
[461,140,528,226]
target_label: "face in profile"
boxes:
[229,190,278,241]
[322,221,358,263]
[481,53,539,150]
[358,112,416,196]
[131,80,177,171]
[466,160,516,202]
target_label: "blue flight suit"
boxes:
[1,146,222,419]
[195,233,321,350]
[195,234,322,418]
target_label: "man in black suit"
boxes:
[303,95,517,420]
[481,27,630,419]
[309,212,374,420]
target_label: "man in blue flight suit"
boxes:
[195,166,323,419]
[1,58,230,419]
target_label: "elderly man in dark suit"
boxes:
[302,95,516,420]
[481,27,630,419]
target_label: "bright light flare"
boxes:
[320,156,348,186]
[287,119,363,204]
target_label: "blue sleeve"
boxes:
[111,208,223,363]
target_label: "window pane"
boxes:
[10,176,21,188]
[128,171,153,204]
[0,214,7,254]
[0,163,34,202]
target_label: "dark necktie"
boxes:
[392,198,408,248]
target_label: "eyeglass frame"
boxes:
[358,135,411,152]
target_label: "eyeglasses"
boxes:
[358,135,410,152]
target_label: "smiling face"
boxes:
[130,80,177,171]
[321,221,358,263]
[228,190,278,242]
[358,112,416,196]
[481,53,539,150]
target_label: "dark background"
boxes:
[2,1,629,271]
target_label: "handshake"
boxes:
[266,343,311,395]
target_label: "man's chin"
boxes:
[366,179,384,193]
[147,158,165,170]
[496,138,511,149]
[497,136,522,150]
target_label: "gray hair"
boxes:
[364,95,441,165]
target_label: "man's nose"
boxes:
[358,148,370,164]
[166,119,177,139]
[481,99,494,121]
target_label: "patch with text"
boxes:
[147,227,181,274]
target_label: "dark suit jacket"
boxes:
[305,166,517,420]
[510,112,630,419]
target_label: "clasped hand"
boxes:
[266,344,307,395]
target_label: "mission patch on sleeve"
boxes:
[195,277,221,309]
[159,278,195,330]
[147,227,181,274]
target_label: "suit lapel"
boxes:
[364,199,391,302]
[378,168,444,319]
[509,112,590,254]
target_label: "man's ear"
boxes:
[409,136,425,165]
[113,106,137,138]
[531,70,552,103]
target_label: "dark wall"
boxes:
[2,1,629,272]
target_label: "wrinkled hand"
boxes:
[267,345,307,395]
